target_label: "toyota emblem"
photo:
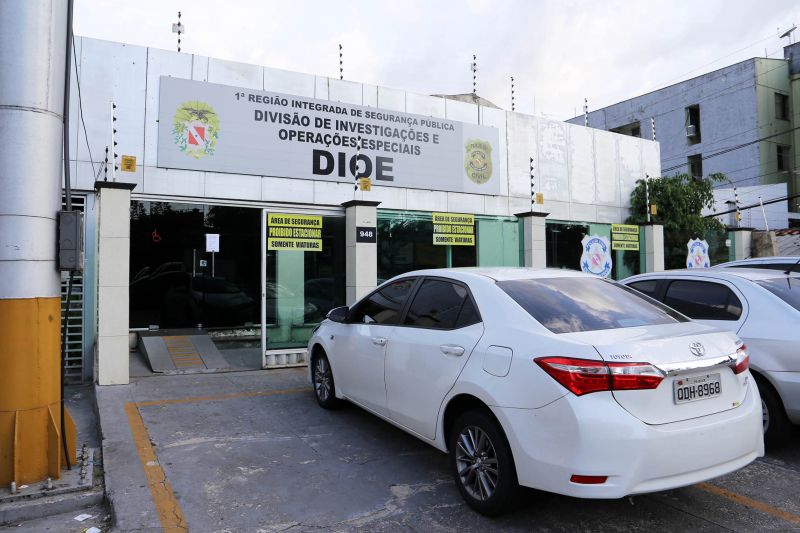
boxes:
[689,342,706,357]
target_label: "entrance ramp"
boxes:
[139,330,230,374]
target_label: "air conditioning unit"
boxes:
[686,124,697,137]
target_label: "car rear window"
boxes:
[755,277,800,312]
[497,277,686,334]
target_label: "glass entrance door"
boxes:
[263,212,346,351]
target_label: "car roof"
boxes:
[715,256,799,267]
[392,267,595,283]
[624,267,798,283]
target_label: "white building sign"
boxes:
[157,77,501,195]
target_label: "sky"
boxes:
[74,0,799,120]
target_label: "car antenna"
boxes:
[785,257,800,276]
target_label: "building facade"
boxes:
[65,36,659,382]
[568,46,800,226]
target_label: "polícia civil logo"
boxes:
[686,238,710,268]
[464,139,493,184]
[173,101,219,159]
[580,235,612,278]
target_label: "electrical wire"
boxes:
[72,34,102,181]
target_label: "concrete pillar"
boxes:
[728,228,753,261]
[0,0,76,485]
[641,224,665,272]
[515,211,549,269]
[343,200,380,305]
[95,181,136,385]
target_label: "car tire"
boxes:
[756,377,791,447]
[312,351,340,410]
[449,409,519,516]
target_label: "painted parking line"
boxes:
[125,385,311,532]
[697,482,800,526]
[125,402,188,532]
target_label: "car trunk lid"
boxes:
[562,322,748,425]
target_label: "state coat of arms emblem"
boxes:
[173,101,219,159]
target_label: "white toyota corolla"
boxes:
[307,268,764,515]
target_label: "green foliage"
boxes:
[625,173,725,234]
[625,173,728,269]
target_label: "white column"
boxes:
[343,200,380,305]
[729,228,753,261]
[642,224,665,272]
[516,211,548,269]
[95,181,135,386]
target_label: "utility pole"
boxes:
[0,0,76,486]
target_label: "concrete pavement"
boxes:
[96,367,800,532]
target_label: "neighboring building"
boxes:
[568,43,800,227]
[65,36,659,381]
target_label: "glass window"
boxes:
[775,92,789,120]
[350,278,416,325]
[756,277,800,312]
[628,279,659,298]
[498,277,685,334]
[455,296,481,328]
[404,279,470,329]
[546,222,589,270]
[130,201,262,329]
[377,211,478,281]
[663,280,742,320]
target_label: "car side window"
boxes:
[455,295,481,328]
[628,280,659,298]
[349,278,416,325]
[404,279,473,330]
[663,280,743,320]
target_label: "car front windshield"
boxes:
[497,277,687,334]
[755,277,800,312]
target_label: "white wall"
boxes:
[708,183,788,230]
[70,36,660,222]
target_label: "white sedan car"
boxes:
[623,268,800,445]
[308,268,763,515]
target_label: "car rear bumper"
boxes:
[495,376,764,498]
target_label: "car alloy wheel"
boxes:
[455,426,499,501]
[314,356,332,402]
[449,409,518,515]
[312,352,340,409]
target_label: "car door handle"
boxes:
[372,337,387,346]
[440,344,465,356]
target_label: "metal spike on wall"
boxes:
[583,98,589,127]
[471,54,477,95]
[530,157,535,210]
[104,146,109,182]
[111,101,118,182]
[172,12,183,53]
[510,76,515,111]
[354,136,362,192]
[733,186,741,226]
[651,117,656,141]
[339,44,343,80]
[645,174,651,223]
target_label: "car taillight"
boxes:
[534,357,664,396]
[607,362,664,390]
[732,345,749,375]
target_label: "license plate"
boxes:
[673,373,722,404]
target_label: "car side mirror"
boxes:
[326,306,349,323]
